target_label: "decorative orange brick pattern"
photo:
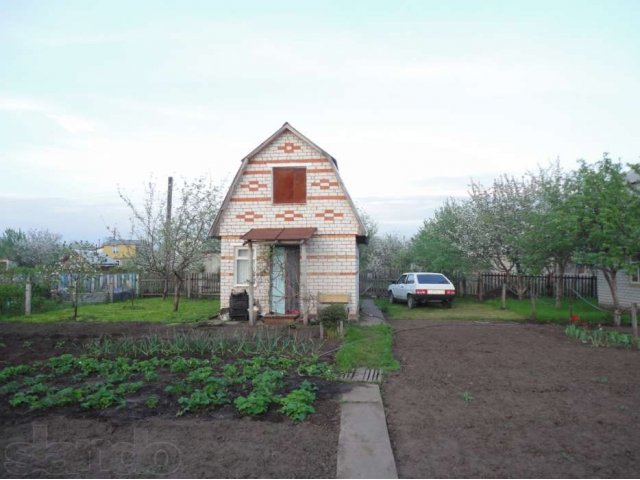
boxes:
[307,195,347,201]
[275,210,303,222]
[242,169,271,176]
[311,178,339,190]
[248,158,329,165]
[309,168,334,173]
[315,209,345,222]
[236,211,264,222]
[277,142,302,154]
[230,197,270,202]
[240,179,267,192]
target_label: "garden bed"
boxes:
[0,322,345,478]
[383,319,640,477]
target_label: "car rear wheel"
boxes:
[407,295,416,309]
[388,291,395,304]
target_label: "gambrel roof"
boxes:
[208,122,367,241]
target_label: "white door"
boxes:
[403,274,415,300]
[392,274,407,300]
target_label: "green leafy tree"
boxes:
[568,154,640,324]
[520,164,581,307]
[0,228,26,261]
[410,218,474,275]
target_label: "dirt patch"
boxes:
[0,322,343,478]
[383,320,640,478]
[0,401,340,478]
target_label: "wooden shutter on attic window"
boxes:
[273,167,306,203]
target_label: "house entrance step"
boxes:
[338,368,382,384]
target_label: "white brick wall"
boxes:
[217,128,362,320]
[597,270,640,309]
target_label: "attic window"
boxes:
[273,167,306,204]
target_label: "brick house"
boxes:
[209,123,367,323]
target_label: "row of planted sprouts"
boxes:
[83,329,323,358]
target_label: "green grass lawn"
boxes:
[375,295,623,325]
[484,296,624,325]
[336,324,400,372]
[2,298,220,323]
[375,297,525,321]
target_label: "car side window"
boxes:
[406,274,415,284]
[397,275,407,284]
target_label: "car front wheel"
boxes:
[388,291,395,304]
[407,295,416,309]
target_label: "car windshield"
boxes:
[417,274,449,284]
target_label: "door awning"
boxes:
[241,227,317,242]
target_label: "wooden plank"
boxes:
[319,293,350,304]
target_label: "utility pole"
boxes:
[163,176,173,299]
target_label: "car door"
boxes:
[403,274,416,300]
[392,275,407,300]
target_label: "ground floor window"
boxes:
[234,247,251,285]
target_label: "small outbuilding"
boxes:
[597,268,640,310]
[209,123,367,323]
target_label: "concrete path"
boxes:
[359,298,386,325]
[337,384,398,479]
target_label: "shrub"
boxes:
[318,304,347,329]
[0,284,24,316]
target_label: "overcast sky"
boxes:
[1,0,639,243]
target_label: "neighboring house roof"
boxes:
[75,249,119,267]
[101,238,139,247]
[209,122,367,240]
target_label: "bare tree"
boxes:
[120,176,222,311]
[59,244,100,321]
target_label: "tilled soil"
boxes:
[0,322,342,478]
[382,320,640,478]
[0,403,340,478]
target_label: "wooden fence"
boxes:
[359,271,598,299]
[55,272,221,299]
[57,272,138,294]
[476,273,597,299]
[139,273,220,299]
